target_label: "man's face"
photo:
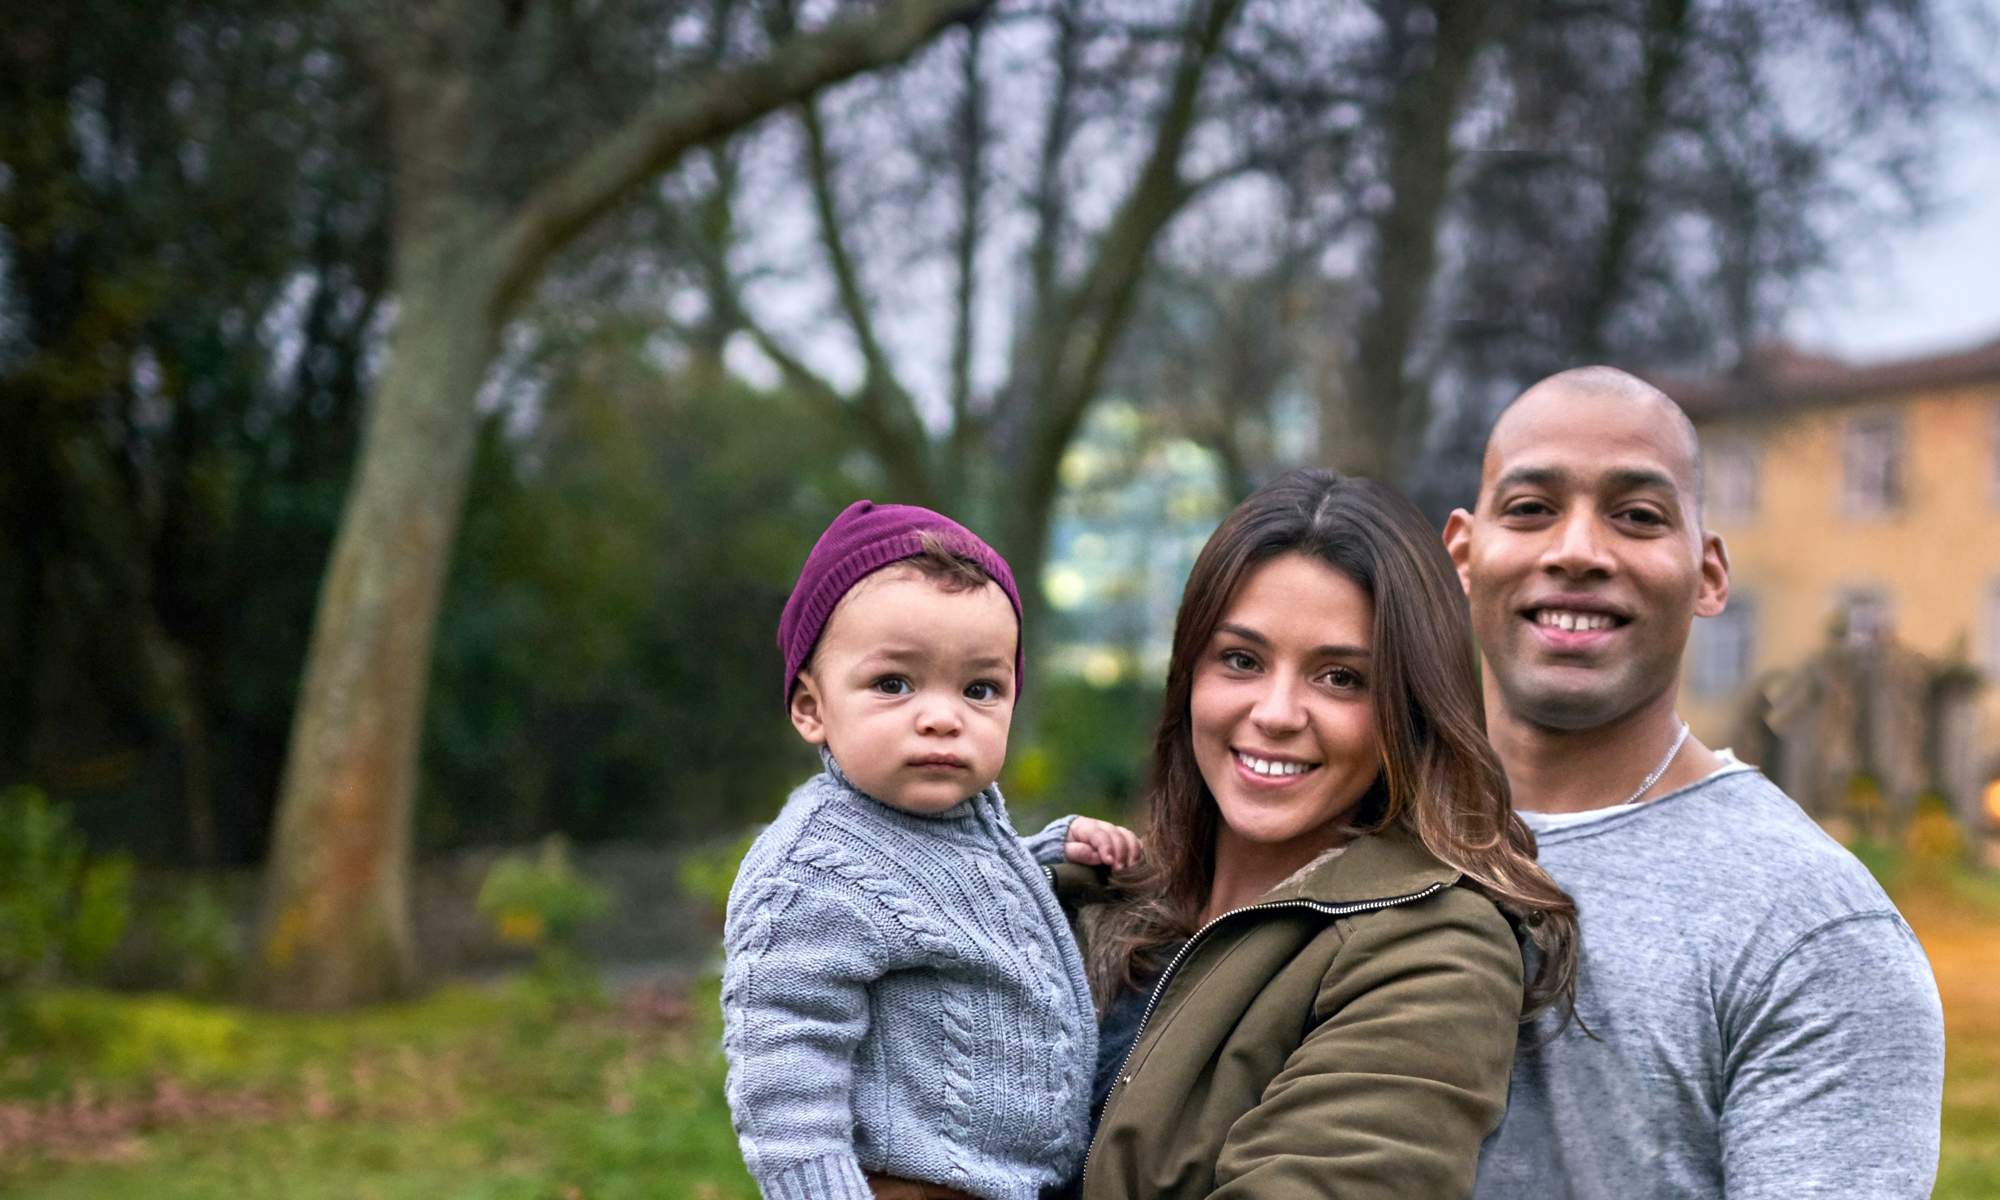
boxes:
[1443,387,1729,731]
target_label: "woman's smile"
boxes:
[1230,748,1321,782]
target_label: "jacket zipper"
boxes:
[1077,880,1450,1194]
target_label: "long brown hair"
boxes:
[1089,469,1579,1018]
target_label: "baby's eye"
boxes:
[873,676,913,696]
[964,680,1003,702]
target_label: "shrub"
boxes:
[477,836,610,949]
[676,833,758,922]
[158,882,245,997]
[1906,794,1967,865]
[0,786,134,987]
[478,837,611,1017]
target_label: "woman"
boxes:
[1066,469,1578,1200]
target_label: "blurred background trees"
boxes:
[0,0,1980,1005]
[1,0,390,872]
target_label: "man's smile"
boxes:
[1519,595,1633,653]
[1530,608,1621,632]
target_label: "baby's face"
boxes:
[790,567,1017,814]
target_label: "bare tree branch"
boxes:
[946,19,986,480]
[798,99,897,386]
[1040,0,1241,425]
[1576,0,1691,358]
[1343,0,1493,480]
[494,0,994,310]
[1000,0,1245,561]
[1024,0,1084,327]
[731,299,947,510]
[793,98,935,482]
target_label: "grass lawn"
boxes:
[0,977,754,1200]
[1897,870,2000,1199]
[4,863,1998,1198]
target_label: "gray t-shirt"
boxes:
[1474,767,1945,1200]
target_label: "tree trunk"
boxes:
[140,627,217,865]
[1575,0,1690,360]
[257,227,501,1009]
[993,0,1241,599]
[1340,0,1490,483]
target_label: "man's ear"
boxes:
[1695,531,1730,619]
[1442,508,1475,597]
[789,673,829,745]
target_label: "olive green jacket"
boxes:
[1063,825,1523,1200]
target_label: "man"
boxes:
[1445,367,1945,1200]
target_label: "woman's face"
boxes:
[1189,553,1381,853]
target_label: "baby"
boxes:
[722,501,1139,1200]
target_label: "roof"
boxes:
[1656,335,2000,421]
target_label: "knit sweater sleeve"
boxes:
[1019,814,1078,866]
[721,866,892,1200]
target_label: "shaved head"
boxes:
[1486,367,1704,522]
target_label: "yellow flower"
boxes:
[496,910,547,946]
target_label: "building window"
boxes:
[1985,580,2000,681]
[1843,412,1903,516]
[1990,401,2000,507]
[1706,441,1759,524]
[1837,586,1893,647]
[1692,594,1757,697]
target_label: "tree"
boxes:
[424,322,865,851]
[0,0,389,868]
[1331,0,1493,483]
[258,0,993,1010]
[678,0,1358,674]
[1093,0,1952,507]
[1392,0,1947,502]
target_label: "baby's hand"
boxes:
[1065,817,1142,872]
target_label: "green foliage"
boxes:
[156,881,245,997]
[0,3,388,866]
[0,787,133,986]
[478,838,613,1018]
[1847,836,1906,892]
[6,949,1999,1200]
[1006,679,1163,830]
[1847,835,2000,918]
[424,342,856,847]
[676,834,758,920]
[65,855,132,972]
[0,985,512,1100]
[477,838,610,950]
[2,988,251,1089]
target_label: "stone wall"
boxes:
[104,842,721,993]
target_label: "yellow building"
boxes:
[1663,337,2000,832]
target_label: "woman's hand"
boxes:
[1064,817,1142,871]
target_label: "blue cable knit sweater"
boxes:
[721,754,1097,1200]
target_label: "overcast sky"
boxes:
[1789,90,2000,363]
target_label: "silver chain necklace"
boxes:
[1622,720,1691,807]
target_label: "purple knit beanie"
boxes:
[779,500,1024,704]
